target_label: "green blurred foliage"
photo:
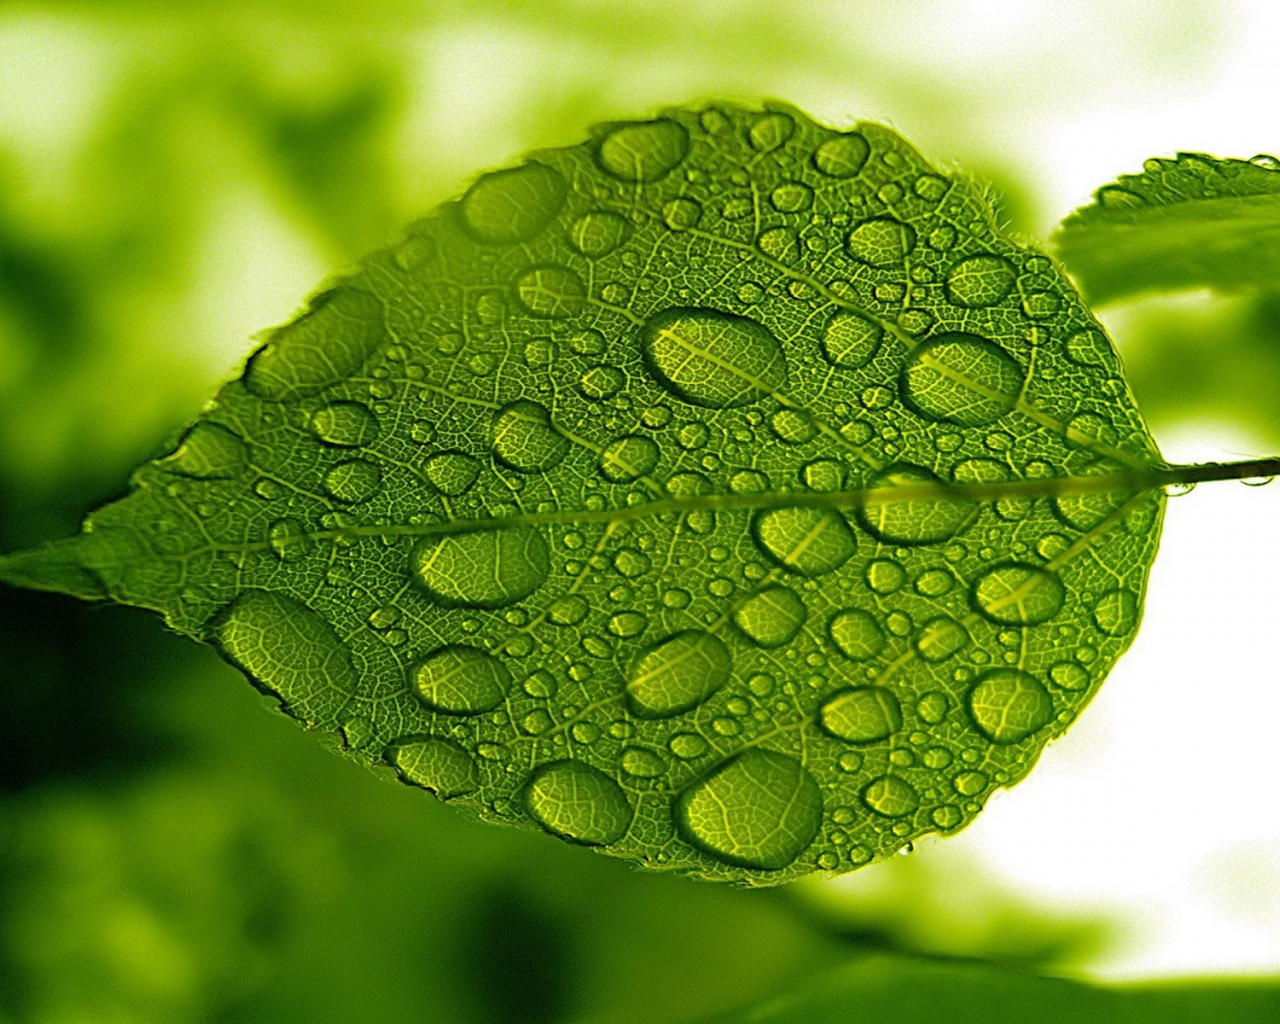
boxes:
[0,0,1270,1020]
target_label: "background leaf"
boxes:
[1054,152,1280,305]
[691,953,1280,1024]
[0,102,1166,885]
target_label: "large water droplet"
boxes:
[821,312,882,369]
[626,630,731,718]
[268,518,311,562]
[900,333,1023,426]
[862,775,919,818]
[971,562,1065,625]
[493,400,567,473]
[324,458,380,503]
[828,609,886,661]
[525,760,633,845]
[966,669,1053,744]
[514,264,586,319]
[245,289,385,401]
[1093,588,1139,636]
[819,686,902,743]
[846,217,916,267]
[411,645,511,715]
[159,422,247,479]
[597,119,690,182]
[387,736,479,798]
[944,254,1016,308]
[813,132,870,177]
[458,161,568,244]
[753,508,857,577]
[733,585,806,648]
[310,401,379,448]
[642,307,787,408]
[676,748,822,869]
[856,463,975,546]
[410,527,550,608]
[568,210,631,257]
[424,451,481,495]
[599,434,660,482]
[211,589,354,727]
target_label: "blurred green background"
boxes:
[3,1,1280,1021]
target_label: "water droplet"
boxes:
[310,401,379,448]
[971,562,1065,626]
[916,691,950,724]
[1022,290,1060,319]
[548,594,589,626]
[424,451,481,495]
[492,400,567,473]
[387,736,479,798]
[821,312,883,369]
[676,748,822,869]
[1052,463,1133,531]
[820,686,903,743]
[597,119,690,182]
[642,307,787,408]
[966,668,1053,744]
[514,263,585,319]
[662,198,703,231]
[626,630,731,718]
[932,804,962,829]
[1065,328,1112,368]
[411,644,511,715]
[1093,588,1139,636]
[733,585,807,648]
[846,217,916,267]
[802,458,846,492]
[608,610,648,638]
[749,111,794,152]
[944,254,1016,307]
[523,669,557,699]
[953,769,988,797]
[813,132,870,177]
[211,589,354,727]
[568,210,631,257]
[914,175,949,201]
[245,288,385,401]
[268,518,311,562]
[1096,185,1145,209]
[770,181,813,213]
[752,508,857,576]
[828,609,886,661]
[866,558,906,594]
[914,569,954,597]
[900,333,1023,426]
[856,463,976,546]
[862,775,919,818]
[579,364,625,400]
[599,434,660,482]
[525,760,633,845]
[669,732,709,759]
[914,616,970,662]
[620,746,666,778]
[159,422,247,479]
[757,226,799,263]
[1048,661,1090,691]
[410,526,550,608]
[324,458,380,503]
[769,408,816,444]
[459,161,567,244]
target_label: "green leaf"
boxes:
[0,101,1165,884]
[691,954,1280,1024]
[1054,151,1280,305]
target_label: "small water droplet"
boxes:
[410,527,550,608]
[813,132,870,178]
[971,562,1065,626]
[820,686,902,743]
[493,400,567,473]
[626,630,732,718]
[324,458,380,503]
[387,736,479,798]
[846,217,916,267]
[411,645,511,715]
[944,254,1016,308]
[966,669,1053,744]
[861,775,919,818]
[901,333,1023,426]
[597,119,690,182]
[568,210,631,257]
[459,161,567,244]
[752,508,856,576]
[733,585,807,648]
[642,306,787,408]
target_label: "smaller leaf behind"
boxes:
[1054,152,1280,305]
